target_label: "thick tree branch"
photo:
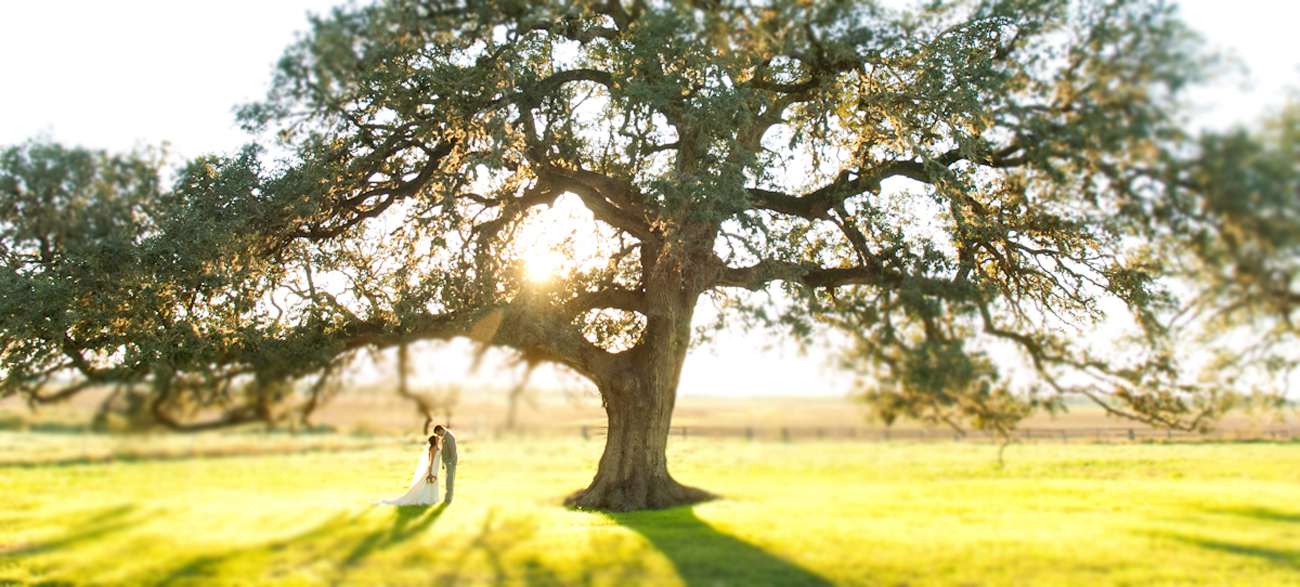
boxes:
[498,69,617,111]
[323,299,620,392]
[564,287,647,316]
[28,379,100,405]
[716,257,950,295]
[522,19,620,44]
[747,146,1027,220]
[151,402,267,432]
[539,166,656,241]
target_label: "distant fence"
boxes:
[561,424,1299,443]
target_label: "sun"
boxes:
[525,251,564,283]
[516,195,593,284]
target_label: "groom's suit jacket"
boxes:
[441,430,458,466]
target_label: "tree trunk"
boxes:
[564,374,714,511]
[564,246,714,511]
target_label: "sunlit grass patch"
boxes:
[1,437,1297,585]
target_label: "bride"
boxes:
[375,435,441,506]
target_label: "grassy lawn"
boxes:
[1,436,1298,586]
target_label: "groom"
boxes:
[432,424,457,505]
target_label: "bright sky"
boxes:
[1,1,1296,397]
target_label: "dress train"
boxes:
[375,444,441,506]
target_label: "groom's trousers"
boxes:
[444,462,456,504]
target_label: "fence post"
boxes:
[682,426,688,440]
[1128,429,1135,441]
[581,425,588,440]
[781,427,790,442]
[884,428,890,442]
[746,426,754,441]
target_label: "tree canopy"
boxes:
[3,0,1297,510]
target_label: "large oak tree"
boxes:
[3,0,1297,511]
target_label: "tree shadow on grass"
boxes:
[159,503,447,585]
[1154,505,1300,571]
[1203,505,1300,525]
[432,507,553,586]
[1,504,138,558]
[343,503,448,565]
[610,506,834,587]
[428,507,663,586]
[1160,533,1300,570]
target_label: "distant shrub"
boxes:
[0,412,29,432]
[350,420,389,438]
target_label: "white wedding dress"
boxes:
[375,443,441,506]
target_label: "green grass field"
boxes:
[2,436,1298,586]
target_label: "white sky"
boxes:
[1,1,1296,398]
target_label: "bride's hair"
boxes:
[427,435,441,449]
